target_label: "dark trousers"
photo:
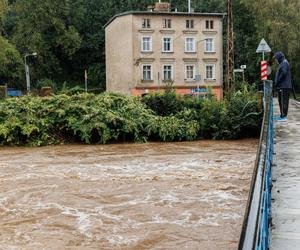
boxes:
[278,89,290,118]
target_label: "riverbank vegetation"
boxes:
[0,87,262,146]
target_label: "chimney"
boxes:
[147,5,155,12]
[154,2,171,12]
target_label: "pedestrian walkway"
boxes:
[271,99,300,249]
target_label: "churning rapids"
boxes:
[0,139,258,250]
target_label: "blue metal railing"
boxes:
[238,80,273,250]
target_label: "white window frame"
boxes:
[162,65,173,81]
[186,19,194,29]
[142,18,151,29]
[205,64,216,80]
[163,19,172,28]
[185,64,196,81]
[205,38,215,53]
[162,36,173,53]
[185,37,196,53]
[205,20,214,29]
[142,64,153,81]
[141,36,152,52]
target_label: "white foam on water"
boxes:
[150,212,192,226]
[94,207,123,222]
[221,212,242,221]
[33,202,93,236]
[0,197,8,208]
[196,213,220,227]
[160,193,180,203]
[200,190,241,203]
[106,234,139,246]
[61,206,93,237]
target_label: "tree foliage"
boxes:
[0,36,22,84]
[241,0,300,89]
[9,0,82,84]
[0,0,299,89]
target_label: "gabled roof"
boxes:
[103,11,226,29]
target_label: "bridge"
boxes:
[271,98,300,249]
[238,81,300,250]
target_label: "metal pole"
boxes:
[84,69,88,93]
[188,0,191,12]
[196,40,200,93]
[158,72,160,91]
[24,55,31,93]
[226,0,234,93]
[85,78,87,93]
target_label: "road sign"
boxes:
[256,39,271,53]
[192,88,207,93]
[261,61,268,80]
[234,69,244,73]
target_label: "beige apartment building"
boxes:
[105,3,225,99]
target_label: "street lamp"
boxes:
[24,52,38,93]
[234,65,246,82]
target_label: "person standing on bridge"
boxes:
[273,51,292,121]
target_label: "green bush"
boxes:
[141,92,184,116]
[0,88,263,146]
[34,78,57,90]
[224,84,263,138]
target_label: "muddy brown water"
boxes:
[0,139,258,250]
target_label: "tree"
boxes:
[9,0,82,84]
[241,0,300,88]
[2,0,299,91]
[0,36,22,85]
[0,0,7,32]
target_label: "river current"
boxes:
[0,139,258,249]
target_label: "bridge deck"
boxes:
[271,99,300,249]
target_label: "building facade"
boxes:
[105,7,225,99]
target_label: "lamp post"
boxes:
[24,52,37,93]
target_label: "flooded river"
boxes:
[0,139,258,250]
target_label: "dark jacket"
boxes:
[274,52,292,89]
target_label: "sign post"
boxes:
[256,38,271,61]
[256,39,272,81]
[261,61,268,81]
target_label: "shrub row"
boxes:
[0,87,262,146]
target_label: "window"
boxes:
[142,65,152,80]
[142,19,151,28]
[206,64,215,79]
[186,20,194,29]
[163,19,172,28]
[185,37,196,52]
[163,65,173,81]
[205,38,214,52]
[141,36,152,52]
[162,37,173,52]
[185,65,195,80]
[205,20,214,29]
